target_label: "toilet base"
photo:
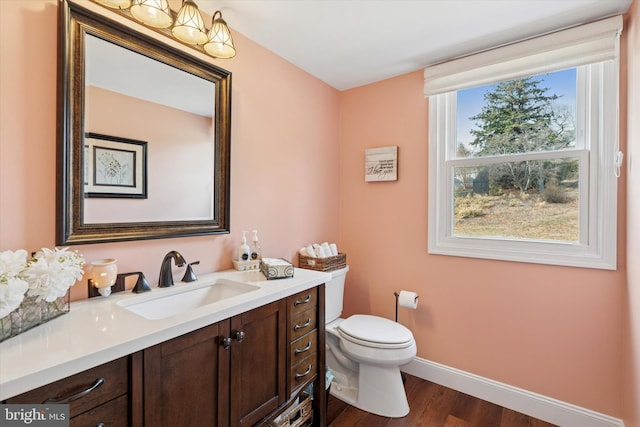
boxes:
[329,363,410,418]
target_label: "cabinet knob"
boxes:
[233,330,245,342]
[221,337,232,350]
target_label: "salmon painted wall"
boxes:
[338,44,629,419]
[0,0,341,300]
[624,0,640,425]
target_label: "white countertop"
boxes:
[0,267,330,400]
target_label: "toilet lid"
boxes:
[337,314,414,348]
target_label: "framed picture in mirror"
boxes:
[84,133,147,199]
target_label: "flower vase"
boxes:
[0,314,11,341]
[0,247,83,343]
[44,292,71,322]
[0,291,70,343]
[11,295,43,337]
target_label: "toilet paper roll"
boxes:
[398,290,419,309]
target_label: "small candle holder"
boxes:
[88,258,118,297]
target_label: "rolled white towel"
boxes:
[299,247,310,257]
[305,244,316,258]
[321,242,332,258]
[315,246,327,258]
[329,243,339,256]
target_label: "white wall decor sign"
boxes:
[365,146,398,182]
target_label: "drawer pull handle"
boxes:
[294,318,311,331]
[295,364,313,379]
[294,295,311,306]
[42,377,105,404]
[96,424,105,427]
[294,341,312,354]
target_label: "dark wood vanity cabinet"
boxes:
[143,299,288,427]
[288,287,319,395]
[285,285,326,427]
[6,354,142,426]
[5,284,326,427]
[142,286,326,427]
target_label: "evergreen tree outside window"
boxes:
[426,17,622,269]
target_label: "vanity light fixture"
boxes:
[91,0,237,58]
[130,0,173,29]
[204,10,236,58]
[93,0,131,9]
[172,0,208,45]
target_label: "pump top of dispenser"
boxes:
[251,230,262,260]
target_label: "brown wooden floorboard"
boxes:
[327,373,558,427]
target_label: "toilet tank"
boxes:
[325,265,349,324]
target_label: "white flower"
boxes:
[0,247,85,313]
[0,277,29,318]
[25,248,85,303]
[0,249,28,278]
[0,249,30,317]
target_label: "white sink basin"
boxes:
[117,279,260,320]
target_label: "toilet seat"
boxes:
[337,314,414,349]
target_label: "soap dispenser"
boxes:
[251,230,262,260]
[238,231,251,261]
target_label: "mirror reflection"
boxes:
[84,34,215,223]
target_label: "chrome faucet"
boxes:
[158,251,187,288]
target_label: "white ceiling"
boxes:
[198,0,632,91]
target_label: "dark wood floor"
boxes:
[327,373,558,427]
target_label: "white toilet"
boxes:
[325,266,417,418]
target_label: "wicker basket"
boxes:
[298,253,346,272]
[270,392,312,427]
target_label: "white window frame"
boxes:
[426,16,622,270]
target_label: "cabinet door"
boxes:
[143,322,228,427]
[230,299,287,427]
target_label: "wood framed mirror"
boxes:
[57,0,231,245]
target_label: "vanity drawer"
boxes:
[289,332,318,365]
[290,353,317,393]
[288,288,317,315]
[70,394,128,426]
[290,307,317,341]
[7,356,129,418]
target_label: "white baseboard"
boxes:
[402,357,625,427]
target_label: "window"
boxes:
[426,16,622,269]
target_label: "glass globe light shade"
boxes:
[172,0,208,45]
[130,0,173,29]
[204,11,236,58]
